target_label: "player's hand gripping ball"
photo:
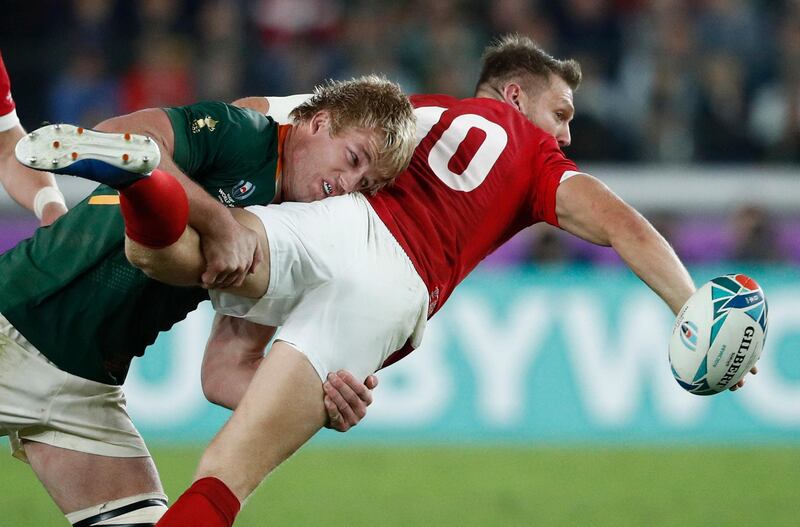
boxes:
[669,274,768,395]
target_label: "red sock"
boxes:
[119,168,189,248]
[157,477,240,527]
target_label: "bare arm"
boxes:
[0,124,67,225]
[556,174,756,391]
[555,173,695,315]
[202,313,378,431]
[94,109,262,288]
[201,314,276,409]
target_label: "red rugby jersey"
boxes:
[368,94,580,325]
[0,51,15,117]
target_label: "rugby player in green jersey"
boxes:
[0,75,416,527]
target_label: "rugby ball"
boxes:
[669,274,768,395]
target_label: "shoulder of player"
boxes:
[214,101,275,129]
[200,103,278,149]
[230,106,278,140]
[175,101,274,129]
[466,99,555,142]
[410,93,459,109]
[412,94,565,158]
[440,96,531,129]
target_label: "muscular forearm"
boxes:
[156,151,242,236]
[556,174,695,315]
[607,211,695,314]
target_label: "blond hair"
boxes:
[477,34,582,95]
[290,75,416,188]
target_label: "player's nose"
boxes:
[337,173,357,194]
[558,127,571,148]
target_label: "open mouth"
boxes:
[323,181,333,196]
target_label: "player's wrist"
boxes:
[207,207,241,236]
[33,185,67,220]
[0,108,19,132]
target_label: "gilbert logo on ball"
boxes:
[668,274,768,396]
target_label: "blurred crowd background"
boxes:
[1,0,798,265]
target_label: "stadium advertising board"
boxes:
[126,266,800,444]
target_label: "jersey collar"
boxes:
[274,124,292,202]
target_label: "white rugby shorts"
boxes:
[0,314,149,462]
[211,193,429,382]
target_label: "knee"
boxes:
[124,239,162,278]
[200,365,224,406]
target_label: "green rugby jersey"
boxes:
[0,101,281,384]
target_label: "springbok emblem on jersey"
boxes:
[192,116,219,133]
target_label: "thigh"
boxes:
[276,265,428,382]
[275,212,430,382]
[197,340,326,500]
[211,194,369,325]
[212,194,430,381]
[0,327,162,514]
[0,344,150,460]
[24,441,162,514]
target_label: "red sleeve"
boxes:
[529,134,579,228]
[0,51,17,116]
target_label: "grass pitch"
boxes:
[1,445,798,526]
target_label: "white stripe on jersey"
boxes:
[561,170,583,182]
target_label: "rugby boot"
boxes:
[15,123,161,188]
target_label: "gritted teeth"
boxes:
[323,181,333,195]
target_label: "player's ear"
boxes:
[310,110,331,135]
[501,83,522,112]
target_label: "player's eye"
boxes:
[360,177,370,189]
[348,150,359,166]
[555,111,564,122]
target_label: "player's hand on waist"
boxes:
[199,216,263,289]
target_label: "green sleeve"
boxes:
[0,185,124,314]
[162,101,278,184]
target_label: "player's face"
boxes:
[282,111,383,203]
[521,75,574,148]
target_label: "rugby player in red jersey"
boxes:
[0,50,68,225]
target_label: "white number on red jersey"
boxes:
[414,106,508,192]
